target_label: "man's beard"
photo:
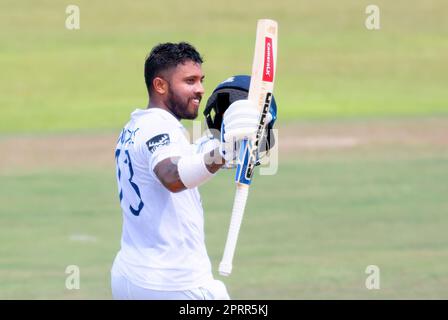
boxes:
[166,86,200,120]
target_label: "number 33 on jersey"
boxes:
[115,127,144,216]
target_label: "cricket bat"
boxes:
[219,19,278,276]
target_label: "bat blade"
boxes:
[236,19,277,184]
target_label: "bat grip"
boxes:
[219,183,250,276]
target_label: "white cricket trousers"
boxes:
[111,273,230,300]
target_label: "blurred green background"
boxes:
[1,0,447,132]
[0,0,447,299]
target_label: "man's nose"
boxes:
[195,82,205,95]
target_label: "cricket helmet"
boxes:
[203,75,277,152]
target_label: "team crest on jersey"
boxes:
[146,134,170,153]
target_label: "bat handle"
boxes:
[219,183,250,276]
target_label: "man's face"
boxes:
[164,61,205,120]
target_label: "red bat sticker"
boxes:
[262,37,274,82]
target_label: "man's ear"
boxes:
[152,77,168,95]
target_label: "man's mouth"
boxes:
[191,97,201,106]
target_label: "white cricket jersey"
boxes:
[112,107,213,291]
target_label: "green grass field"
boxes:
[1,125,448,299]
[1,0,447,132]
[1,0,448,299]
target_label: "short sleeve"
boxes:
[135,126,189,173]
[147,128,185,171]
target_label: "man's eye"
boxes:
[186,79,195,84]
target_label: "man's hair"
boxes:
[144,42,203,95]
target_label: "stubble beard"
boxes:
[167,86,200,120]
